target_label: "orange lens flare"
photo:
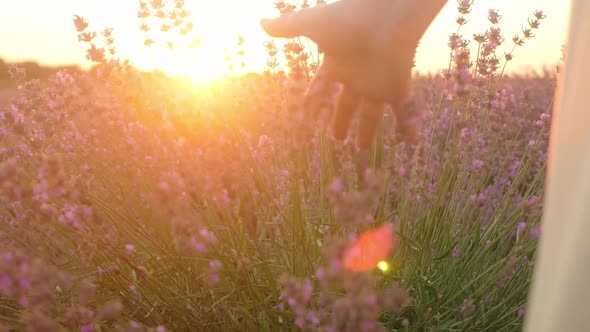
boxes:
[343,223,396,272]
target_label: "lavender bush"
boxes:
[0,0,556,331]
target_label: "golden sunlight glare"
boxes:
[147,44,231,85]
[121,0,279,85]
[377,261,390,272]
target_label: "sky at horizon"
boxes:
[0,0,572,80]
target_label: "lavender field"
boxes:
[0,1,558,331]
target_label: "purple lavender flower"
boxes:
[516,222,527,236]
[472,159,484,170]
[329,178,344,194]
[453,247,462,259]
[530,227,541,240]
[124,244,136,256]
[80,324,95,332]
[461,299,476,316]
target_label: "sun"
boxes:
[158,45,232,85]
[124,26,236,86]
[116,0,280,86]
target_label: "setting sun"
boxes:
[134,41,231,84]
[121,0,278,84]
[94,0,281,84]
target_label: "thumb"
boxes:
[260,9,315,39]
[261,1,371,56]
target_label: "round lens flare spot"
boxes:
[343,223,396,272]
[377,261,390,272]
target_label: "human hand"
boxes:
[261,0,447,149]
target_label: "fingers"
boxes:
[332,86,361,141]
[357,99,385,150]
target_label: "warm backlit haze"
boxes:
[0,0,571,83]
